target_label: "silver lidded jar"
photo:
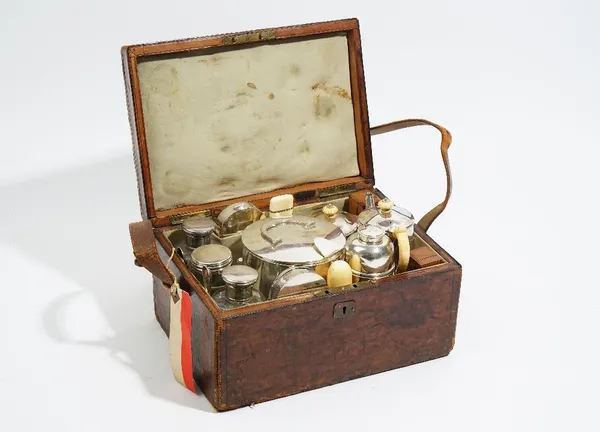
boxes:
[212,265,264,309]
[345,225,396,281]
[189,244,233,293]
[182,216,216,248]
[241,215,346,298]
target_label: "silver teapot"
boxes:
[345,225,396,281]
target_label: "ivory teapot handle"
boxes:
[393,226,411,273]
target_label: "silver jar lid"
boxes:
[183,216,216,238]
[215,202,263,236]
[241,215,345,265]
[269,268,326,299]
[359,197,415,236]
[221,265,259,288]
[317,204,358,237]
[190,244,233,270]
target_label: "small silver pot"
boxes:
[345,225,396,281]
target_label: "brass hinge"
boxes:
[222,30,276,45]
[169,210,212,225]
[317,183,358,198]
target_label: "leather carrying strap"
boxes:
[129,220,174,285]
[370,118,453,233]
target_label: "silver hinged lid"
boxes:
[241,215,345,265]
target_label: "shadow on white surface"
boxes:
[0,156,215,413]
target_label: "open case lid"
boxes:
[122,19,374,226]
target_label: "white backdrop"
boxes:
[1,1,599,431]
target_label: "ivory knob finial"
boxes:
[322,204,339,218]
[377,198,394,212]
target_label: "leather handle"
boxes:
[370,118,452,233]
[129,220,174,285]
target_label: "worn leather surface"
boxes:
[370,118,452,233]
[129,220,174,285]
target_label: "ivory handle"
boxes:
[393,226,411,273]
[327,260,352,289]
[269,194,294,218]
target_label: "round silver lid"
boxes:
[190,244,232,269]
[215,202,263,236]
[358,225,386,243]
[360,199,415,235]
[183,216,216,237]
[221,265,259,287]
[241,215,345,265]
[317,204,358,237]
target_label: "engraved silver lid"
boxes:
[221,265,259,288]
[241,215,345,265]
[190,244,233,270]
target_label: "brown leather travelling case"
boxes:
[123,18,461,411]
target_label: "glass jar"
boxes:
[212,265,264,309]
[189,244,233,293]
[179,216,216,264]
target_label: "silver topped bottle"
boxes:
[212,265,264,309]
[176,216,217,264]
[189,244,233,293]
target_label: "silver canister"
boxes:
[241,215,346,298]
[189,244,233,293]
[183,216,216,248]
[345,225,396,281]
[269,268,327,299]
[212,265,264,309]
[212,202,263,263]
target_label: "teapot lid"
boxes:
[360,198,415,234]
[317,204,358,237]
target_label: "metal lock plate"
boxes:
[333,300,356,319]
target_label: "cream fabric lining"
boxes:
[138,35,359,211]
